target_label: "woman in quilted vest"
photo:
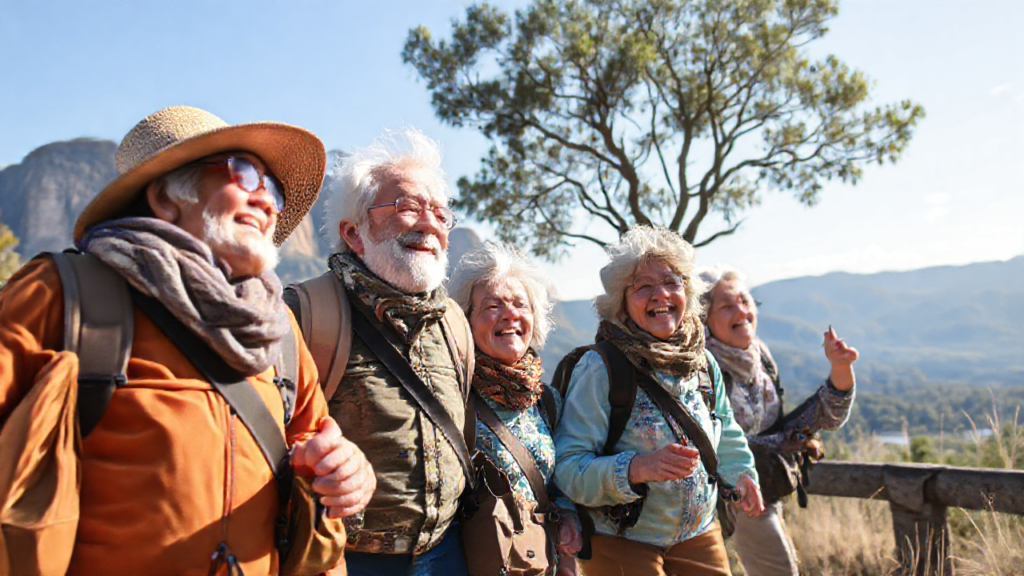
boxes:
[553,226,763,576]
[449,242,581,576]
[697,265,857,576]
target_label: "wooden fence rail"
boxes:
[806,461,1024,575]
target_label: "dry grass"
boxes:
[728,400,1024,575]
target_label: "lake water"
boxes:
[877,429,993,446]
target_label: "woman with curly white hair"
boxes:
[450,242,582,576]
[552,226,762,576]
[697,265,857,576]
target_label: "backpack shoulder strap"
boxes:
[540,385,558,431]
[49,251,133,438]
[285,271,351,402]
[272,321,299,426]
[592,340,638,457]
[441,298,474,400]
[440,299,477,455]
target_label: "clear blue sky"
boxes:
[1,0,1021,299]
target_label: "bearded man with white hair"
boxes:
[285,127,474,576]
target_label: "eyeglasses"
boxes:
[193,156,285,213]
[367,196,457,230]
[629,274,686,298]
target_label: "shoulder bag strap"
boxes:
[474,392,551,511]
[50,251,134,438]
[349,301,476,490]
[130,288,289,476]
[633,371,723,485]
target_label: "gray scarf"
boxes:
[77,217,290,375]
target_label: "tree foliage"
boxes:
[0,221,20,287]
[404,0,925,257]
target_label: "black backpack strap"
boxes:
[592,341,638,457]
[129,288,296,558]
[349,299,476,491]
[49,251,133,438]
[273,323,299,426]
[539,386,558,432]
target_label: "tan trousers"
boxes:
[581,526,732,576]
[729,501,799,576]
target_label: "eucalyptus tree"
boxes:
[404,0,924,256]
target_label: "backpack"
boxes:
[41,251,344,575]
[548,340,726,558]
[47,251,300,436]
[284,270,477,452]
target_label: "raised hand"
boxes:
[823,326,858,391]
[628,443,701,484]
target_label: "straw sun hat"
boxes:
[74,105,326,246]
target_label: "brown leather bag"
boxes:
[463,391,559,576]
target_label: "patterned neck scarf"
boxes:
[597,315,707,381]
[705,335,781,435]
[76,217,290,375]
[329,251,448,343]
[473,348,545,411]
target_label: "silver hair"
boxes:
[594,226,705,324]
[449,242,556,350]
[323,127,449,252]
[696,264,756,321]
[161,163,205,204]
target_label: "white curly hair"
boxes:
[322,126,449,252]
[594,226,705,324]
[449,242,557,350]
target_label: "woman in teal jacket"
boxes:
[553,226,763,576]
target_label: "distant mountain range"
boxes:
[3,138,1021,400]
[541,257,1024,395]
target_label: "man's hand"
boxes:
[737,473,765,518]
[628,444,700,484]
[290,417,376,518]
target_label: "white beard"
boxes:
[360,229,448,294]
[202,210,280,275]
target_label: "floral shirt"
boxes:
[476,387,575,512]
[553,350,756,549]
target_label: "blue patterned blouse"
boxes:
[553,350,756,549]
[475,386,576,513]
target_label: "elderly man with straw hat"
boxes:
[0,106,375,575]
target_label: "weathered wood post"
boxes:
[883,465,950,575]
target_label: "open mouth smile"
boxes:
[646,306,676,318]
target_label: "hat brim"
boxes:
[74,122,326,246]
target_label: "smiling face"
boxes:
[706,278,758,349]
[344,169,450,293]
[624,258,687,340]
[469,278,534,366]
[157,152,280,278]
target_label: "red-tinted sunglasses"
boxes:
[194,156,286,213]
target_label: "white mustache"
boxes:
[396,231,441,253]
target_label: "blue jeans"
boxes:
[345,521,468,576]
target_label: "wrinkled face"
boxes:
[171,152,280,278]
[469,278,534,366]
[707,279,758,349]
[358,170,450,293]
[624,258,687,341]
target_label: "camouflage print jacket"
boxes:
[326,256,468,555]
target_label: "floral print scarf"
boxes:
[473,348,545,411]
[329,252,448,343]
